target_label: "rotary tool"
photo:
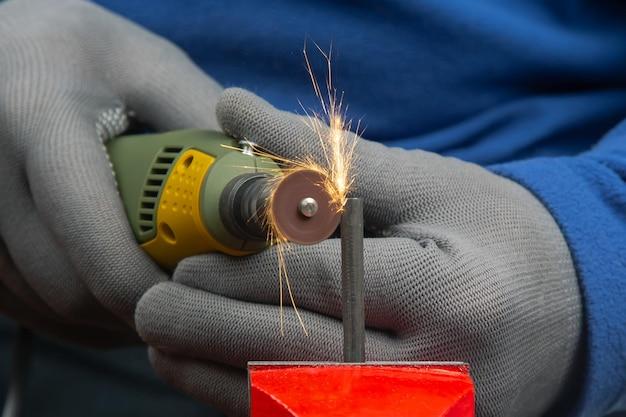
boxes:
[4,133,476,417]
[105,129,340,269]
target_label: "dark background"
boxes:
[0,317,223,417]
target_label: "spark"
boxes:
[301,42,360,212]
[225,43,359,335]
[221,145,317,335]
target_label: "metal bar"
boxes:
[2,327,32,417]
[341,197,365,362]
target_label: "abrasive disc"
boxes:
[270,169,341,245]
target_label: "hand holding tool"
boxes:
[135,88,583,417]
[0,0,222,340]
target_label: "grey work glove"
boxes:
[136,88,583,417]
[0,0,222,343]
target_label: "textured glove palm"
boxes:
[136,89,583,417]
[0,0,222,343]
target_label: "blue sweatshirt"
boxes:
[96,1,626,415]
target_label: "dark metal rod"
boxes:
[2,327,31,417]
[341,198,365,362]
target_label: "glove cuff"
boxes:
[489,156,626,416]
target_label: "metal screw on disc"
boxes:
[270,170,340,244]
[298,197,319,218]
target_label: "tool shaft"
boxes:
[220,173,271,241]
[341,198,365,362]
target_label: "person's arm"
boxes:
[489,124,626,415]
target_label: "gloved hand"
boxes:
[136,88,583,417]
[0,0,222,343]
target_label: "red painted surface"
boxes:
[248,362,474,417]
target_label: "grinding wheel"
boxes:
[270,169,341,244]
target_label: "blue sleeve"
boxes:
[489,122,626,416]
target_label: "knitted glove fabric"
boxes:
[0,0,222,342]
[136,88,583,417]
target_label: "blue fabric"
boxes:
[95,1,626,415]
[491,132,626,416]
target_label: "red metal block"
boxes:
[248,362,474,417]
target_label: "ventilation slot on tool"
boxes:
[137,146,183,238]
